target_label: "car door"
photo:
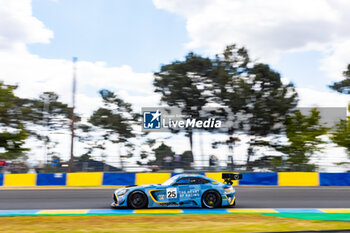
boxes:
[175,177,201,203]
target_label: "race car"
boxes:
[111,173,242,209]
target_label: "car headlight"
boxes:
[224,186,235,192]
[116,188,129,196]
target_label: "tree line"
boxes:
[0,44,349,171]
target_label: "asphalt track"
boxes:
[0,187,350,210]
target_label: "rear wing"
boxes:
[222,173,242,185]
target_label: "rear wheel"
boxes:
[127,191,148,209]
[201,190,221,208]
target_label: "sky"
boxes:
[0,0,350,170]
[1,0,350,114]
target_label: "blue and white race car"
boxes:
[111,173,242,209]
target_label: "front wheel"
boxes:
[127,191,148,209]
[201,190,221,208]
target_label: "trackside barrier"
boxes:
[37,173,67,186]
[0,172,349,187]
[103,173,135,185]
[4,174,36,187]
[319,173,350,186]
[136,173,171,185]
[67,172,103,186]
[239,172,278,185]
[278,172,319,186]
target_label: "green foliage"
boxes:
[152,143,175,164]
[210,44,251,111]
[90,108,134,142]
[89,89,137,143]
[139,139,156,160]
[0,83,74,160]
[0,82,23,125]
[19,92,73,128]
[274,108,328,171]
[154,53,213,152]
[86,89,139,163]
[329,65,350,159]
[209,45,298,167]
[247,155,283,172]
[180,150,194,169]
[329,64,350,94]
[0,127,28,159]
[154,52,211,111]
[331,113,350,158]
[0,82,29,159]
[181,150,193,163]
[246,64,298,136]
[23,92,74,160]
[153,44,299,169]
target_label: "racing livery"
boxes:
[111,173,242,209]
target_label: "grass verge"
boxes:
[1,214,350,233]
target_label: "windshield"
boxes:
[162,176,178,186]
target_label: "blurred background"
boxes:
[0,0,350,174]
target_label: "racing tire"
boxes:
[127,191,148,209]
[201,190,222,208]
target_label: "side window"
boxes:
[189,177,210,185]
[175,178,190,185]
[189,178,198,184]
[175,177,210,185]
[192,178,210,184]
[199,178,210,184]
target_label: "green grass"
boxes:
[1,214,350,233]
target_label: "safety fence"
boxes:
[0,172,350,187]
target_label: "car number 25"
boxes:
[166,188,177,199]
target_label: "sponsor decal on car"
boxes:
[166,188,177,199]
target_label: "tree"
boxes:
[209,45,250,158]
[273,109,328,171]
[329,64,350,94]
[328,64,350,165]
[20,92,74,163]
[89,89,138,167]
[154,45,298,169]
[154,53,212,155]
[331,109,350,158]
[76,123,108,161]
[140,138,156,160]
[0,82,29,159]
[210,45,298,168]
[180,150,194,169]
[152,143,175,166]
[243,63,298,168]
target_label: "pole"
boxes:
[68,57,78,172]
